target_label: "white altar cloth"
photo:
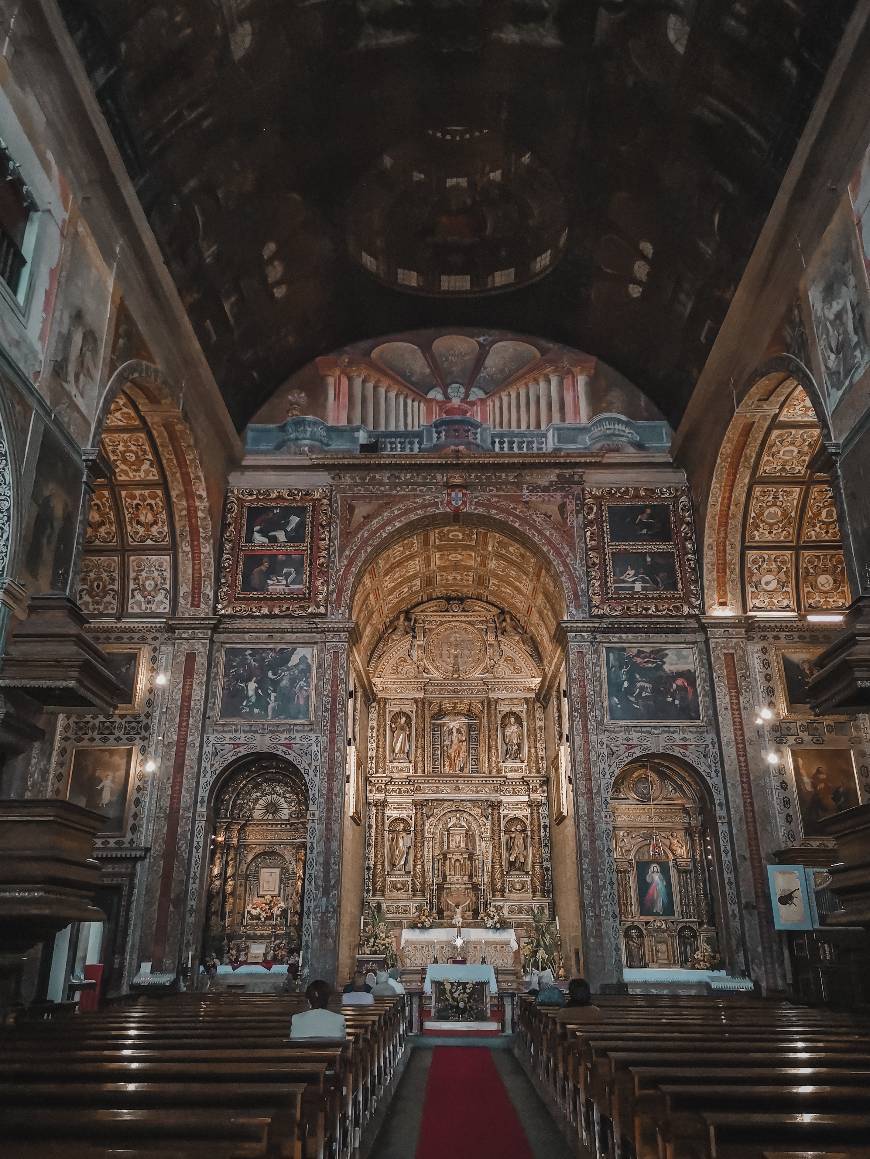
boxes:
[424,964,498,996]
[400,927,518,951]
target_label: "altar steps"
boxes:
[421,1020,502,1037]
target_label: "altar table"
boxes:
[423,964,498,996]
[400,927,518,968]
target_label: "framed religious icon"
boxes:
[791,748,860,836]
[777,647,820,716]
[636,860,676,918]
[66,746,133,836]
[258,868,281,896]
[583,486,701,615]
[217,488,330,615]
[604,645,702,723]
[100,645,146,713]
[767,864,814,931]
[218,645,316,723]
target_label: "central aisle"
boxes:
[370,1042,575,1159]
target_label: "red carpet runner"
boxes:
[415,1047,535,1159]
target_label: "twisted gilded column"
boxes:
[490,800,505,897]
[411,800,426,896]
[222,823,241,929]
[529,798,545,897]
[372,799,386,896]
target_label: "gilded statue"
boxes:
[443,723,467,775]
[390,711,412,762]
[507,825,528,871]
[501,712,524,762]
[388,825,412,872]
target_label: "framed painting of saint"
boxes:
[605,645,702,723]
[101,645,146,713]
[636,860,675,918]
[217,488,330,615]
[606,503,673,544]
[791,748,859,836]
[609,551,679,594]
[218,645,316,723]
[777,647,820,716]
[66,746,133,836]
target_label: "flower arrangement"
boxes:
[245,894,287,923]
[483,904,506,930]
[521,909,560,973]
[411,904,434,929]
[360,902,398,967]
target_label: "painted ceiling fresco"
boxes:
[61,0,854,428]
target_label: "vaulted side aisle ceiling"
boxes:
[61,0,855,427]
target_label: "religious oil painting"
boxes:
[22,425,82,596]
[101,646,145,713]
[66,746,133,835]
[792,748,859,835]
[609,550,679,594]
[607,503,673,544]
[636,860,675,918]
[605,645,701,723]
[768,865,813,931]
[806,200,870,414]
[218,487,330,615]
[243,504,308,546]
[239,551,307,596]
[218,645,315,722]
[778,647,820,715]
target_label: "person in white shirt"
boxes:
[386,968,405,995]
[342,973,375,1006]
[371,970,396,998]
[289,979,346,1039]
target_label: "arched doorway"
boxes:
[202,756,309,973]
[611,757,723,972]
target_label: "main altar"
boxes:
[400,926,518,968]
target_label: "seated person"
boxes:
[371,969,398,998]
[342,973,373,1001]
[386,967,405,995]
[364,970,377,989]
[534,967,565,1007]
[556,977,602,1022]
[290,979,347,1038]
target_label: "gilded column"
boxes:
[205,826,226,934]
[372,799,386,897]
[222,823,241,930]
[529,797,545,897]
[414,700,426,777]
[690,825,712,924]
[490,800,505,897]
[411,800,426,896]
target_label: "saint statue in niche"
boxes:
[390,711,412,762]
[388,825,412,873]
[506,824,528,871]
[443,723,467,775]
[501,713,524,762]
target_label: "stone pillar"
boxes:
[549,373,563,424]
[349,374,363,425]
[529,797,545,897]
[519,387,529,429]
[576,373,593,423]
[372,799,386,897]
[324,373,337,424]
[411,800,426,896]
[363,379,375,428]
[539,377,551,427]
[385,390,396,429]
[374,384,386,430]
[490,800,505,897]
[528,380,540,429]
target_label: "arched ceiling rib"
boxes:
[351,524,566,663]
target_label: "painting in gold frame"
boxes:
[791,747,860,836]
[777,646,820,716]
[101,645,146,713]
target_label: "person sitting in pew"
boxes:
[343,973,375,1006]
[290,979,347,1038]
[556,977,602,1022]
[535,968,566,1007]
[371,970,397,998]
[386,968,405,995]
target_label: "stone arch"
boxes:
[703,359,849,615]
[607,753,731,976]
[200,753,311,973]
[81,361,214,617]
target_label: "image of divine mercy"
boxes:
[638,861,674,917]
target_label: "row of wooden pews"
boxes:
[0,989,407,1159]
[515,993,870,1159]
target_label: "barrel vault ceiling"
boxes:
[60,0,855,429]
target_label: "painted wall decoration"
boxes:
[218,645,316,722]
[777,647,819,716]
[100,645,146,713]
[791,748,859,835]
[605,645,701,723]
[217,489,330,615]
[636,860,675,918]
[583,486,700,616]
[66,746,133,835]
[805,199,870,414]
[22,425,82,595]
[767,865,813,931]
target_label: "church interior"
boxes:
[1,1,870,1155]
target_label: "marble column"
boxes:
[519,387,530,429]
[528,379,540,429]
[324,373,337,424]
[385,390,396,429]
[411,800,426,896]
[363,379,375,428]
[529,798,545,897]
[349,373,363,425]
[549,372,563,424]
[539,377,552,427]
[577,373,593,424]
[374,384,386,429]
[490,800,505,897]
[372,799,386,897]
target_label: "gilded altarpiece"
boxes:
[365,600,552,966]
